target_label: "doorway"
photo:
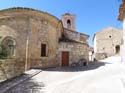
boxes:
[115,45,120,54]
[62,51,69,66]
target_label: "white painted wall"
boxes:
[93,36,97,53]
[121,16,125,62]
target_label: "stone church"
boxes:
[0,7,89,82]
[93,27,122,60]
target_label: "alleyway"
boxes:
[1,58,125,93]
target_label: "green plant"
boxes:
[0,45,8,59]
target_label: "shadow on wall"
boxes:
[42,61,109,72]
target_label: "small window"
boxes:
[41,44,46,57]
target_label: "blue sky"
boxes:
[0,0,122,46]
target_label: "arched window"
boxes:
[1,37,15,58]
[67,19,71,29]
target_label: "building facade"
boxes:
[0,8,89,82]
[93,27,122,60]
[58,13,89,66]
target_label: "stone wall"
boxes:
[0,17,29,59]
[58,42,89,66]
[64,28,89,44]
[0,8,63,68]
[28,17,61,68]
[0,59,25,82]
[0,8,63,82]
[94,53,107,60]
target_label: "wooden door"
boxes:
[62,52,69,66]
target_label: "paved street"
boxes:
[1,60,125,93]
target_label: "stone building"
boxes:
[0,7,89,82]
[93,27,122,60]
[58,13,89,66]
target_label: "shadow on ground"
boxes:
[43,61,110,72]
[0,74,45,93]
[5,79,45,93]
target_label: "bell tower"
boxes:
[62,13,76,31]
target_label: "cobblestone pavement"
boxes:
[5,79,45,93]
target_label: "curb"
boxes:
[0,69,42,93]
